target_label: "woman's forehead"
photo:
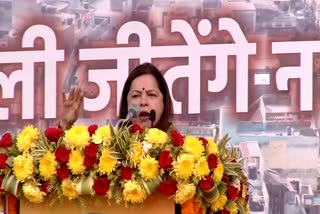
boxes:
[130,74,160,91]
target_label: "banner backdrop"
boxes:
[0,0,320,213]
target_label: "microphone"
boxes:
[116,105,140,129]
[150,109,156,128]
[126,104,140,120]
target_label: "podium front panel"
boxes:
[20,192,175,214]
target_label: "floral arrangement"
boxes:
[0,123,249,214]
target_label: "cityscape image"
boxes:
[1,0,320,213]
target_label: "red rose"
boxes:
[94,177,110,195]
[199,137,208,147]
[227,185,239,201]
[158,150,173,169]
[57,164,70,181]
[220,209,230,214]
[219,156,224,163]
[0,153,8,169]
[121,166,132,180]
[171,130,184,146]
[245,194,249,203]
[88,124,98,136]
[45,127,63,143]
[200,175,214,190]
[55,146,71,163]
[231,159,237,163]
[239,182,244,198]
[208,153,218,169]
[84,155,97,169]
[41,181,51,194]
[84,142,98,158]
[158,179,177,195]
[131,124,143,134]
[222,174,229,183]
[0,133,13,148]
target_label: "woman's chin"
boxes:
[140,122,152,129]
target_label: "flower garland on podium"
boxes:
[0,123,249,214]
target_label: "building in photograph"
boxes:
[0,0,12,48]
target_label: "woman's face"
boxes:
[127,74,164,129]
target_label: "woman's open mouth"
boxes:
[139,111,150,121]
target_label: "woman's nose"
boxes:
[140,94,148,106]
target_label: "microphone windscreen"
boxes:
[150,109,156,122]
[127,105,140,119]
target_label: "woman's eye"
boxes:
[149,94,157,97]
[132,94,140,98]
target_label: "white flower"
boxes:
[142,141,152,154]
[231,177,241,189]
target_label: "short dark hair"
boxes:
[119,63,173,131]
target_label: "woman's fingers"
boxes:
[62,92,67,103]
[72,87,83,102]
[63,87,82,104]
[72,87,83,105]
[73,92,83,110]
[69,88,76,101]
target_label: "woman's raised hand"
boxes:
[59,87,83,129]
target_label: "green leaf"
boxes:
[238,205,245,214]
[109,151,123,160]
[214,128,219,143]
[224,162,242,169]
[54,136,64,151]
[218,134,230,155]
[6,156,13,168]
[31,149,48,162]
[224,168,240,176]
[7,144,20,157]
[110,124,116,138]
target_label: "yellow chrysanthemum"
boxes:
[183,136,204,160]
[174,154,194,180]
[64,125,90,149]
[39,151,57,180]
[23,181,45,203]
[213,162,224,183]
[92,125,112,145]
[175,183,196,204]
[206,138,219,155]
[226,202,238,214]
[68,150,85,175]
[98,148,118,175]
[130,143,143,167]
[139,156,159,181]
[123,180,147,203]
[193,157,210,179]
[13,154,34,182]
[241,182,247,198]
[245,203,250,214]
[16,125,40,152]
[62,179,78,200]
[211,194,227,212]
[144,128,168,146]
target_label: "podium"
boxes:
[19,192,175,214]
